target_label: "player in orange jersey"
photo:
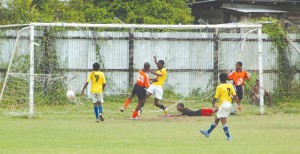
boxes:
[228,61,250,101]
[120,62,150,119]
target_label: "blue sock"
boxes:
[223,125,230,138]
[207,123,217,134]
[94,106,99,119]
[98,105,103,114]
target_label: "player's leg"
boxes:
[200,116,219,137]
[131,99,144,119]
[235,85,243,101]
[251,94,256,105]
[98,93,104,121]
[218,102,232,140]
[121,85,137,112]
[92,94,100,122]
[152,86,169,116]
[131,86,147,119]
[221,118,231,141]
[265,92,272,106]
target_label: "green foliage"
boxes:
[0,0,194,24]
[0,0,39,24]
[253,17,298,100]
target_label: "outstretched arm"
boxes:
[154,56,158,65]
[149,69,162,77]
[171,113,184,117]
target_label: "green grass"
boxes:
[0,100,300,154]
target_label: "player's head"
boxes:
[177,103,184,111]
[93,63,100,71]
[219,73,228,83]
[157,60,165,69]
[236,61,243,70]
[144,62,150,71]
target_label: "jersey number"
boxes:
[227,88,231,97]
[95,75,99,82]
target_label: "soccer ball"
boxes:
[66,90,75,99]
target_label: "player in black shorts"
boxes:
[121,62,151,119]
[172,103,214,117]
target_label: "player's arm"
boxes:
[81,82,89,95]
[171,113,184,117]
[81,73,91,95]
[227,71,234,80]
[212,98,217,108]
[149,69,162,76]
[102,73,106,91]
[245,71,250,80]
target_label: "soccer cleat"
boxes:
[96,118,100,123]
[120,107,125,112]
[200,130,210,137]
[227,137,231,141]
[99,114,104,121]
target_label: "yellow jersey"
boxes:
[152,68,167,87]
[87,71,106,93]
[214,83,236,107]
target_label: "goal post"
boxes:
[0,22,265,117]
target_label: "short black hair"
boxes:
[158,60,165,66]
[93,63,100,71]
[236,61,243,67]
[144,62,150,69]
[219,73,228,82]
[177,103,184,108]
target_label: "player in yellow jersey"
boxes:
[200,73,241,141]
[81,63,106,123]
[146,56,169,116]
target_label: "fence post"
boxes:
[213,29,219,88]
[128,28,134,88]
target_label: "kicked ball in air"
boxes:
[66,90,75,99]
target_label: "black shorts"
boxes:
[132,84,147,100]
[235,85,243,101]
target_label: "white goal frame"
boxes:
[0,23,264,117]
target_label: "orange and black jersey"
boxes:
[136,69,150,88]
[228,70,249,86]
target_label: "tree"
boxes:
[97,0,194,24]
[0,0,39,24]
[0,0,194,24]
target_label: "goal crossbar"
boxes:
[29,22,262,29]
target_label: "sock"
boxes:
[98,105,103,114]
[123,98,131,109]
[223,124,230,138]
[94,106,99,119]
[207,123,217,134]
[131,111,138,118]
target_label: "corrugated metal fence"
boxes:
[0,30,299,96]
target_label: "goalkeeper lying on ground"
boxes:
[172,103,214,117]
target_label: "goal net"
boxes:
[0,23,265,117]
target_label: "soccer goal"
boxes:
[0,23,265,117]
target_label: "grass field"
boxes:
[0,100,300,154]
